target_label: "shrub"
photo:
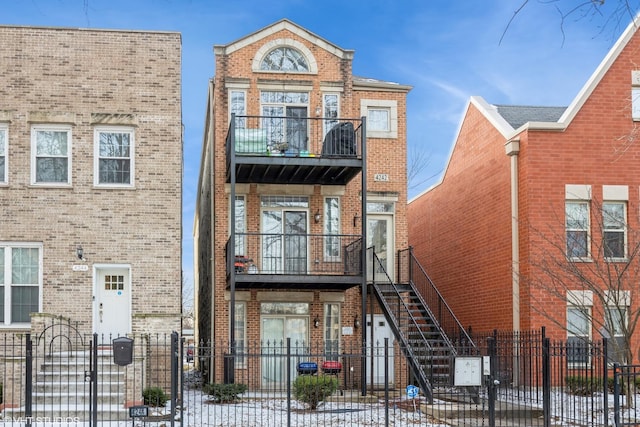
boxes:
[143,386,169,407]
[293,375,338,410]
[203,383,247,403]
[566,376,602,396]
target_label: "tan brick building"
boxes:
[0,26,182,338]
[408,17,640,361]
[194,20,413,389]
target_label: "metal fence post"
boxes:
[92,333,98,427]
[25,334,32,427]
[384,337,389,427]
[286,337,291,427]
[613,363,620,427]
[602,337,608,425]
[171,331,179,427]
[542,337,550,427]
[487,336,496,427]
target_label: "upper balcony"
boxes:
[226,234,363,290]
[226,115,364,186]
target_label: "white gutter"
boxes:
[505,138,520,333]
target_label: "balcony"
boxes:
[226,233,363,290]
[226,115,364,185]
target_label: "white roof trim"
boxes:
[215,19,352,59]
[559,14,640,124]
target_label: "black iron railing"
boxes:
[226,233,362,276]
[226,114,363,159]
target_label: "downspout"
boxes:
[505,138,520,332]
[505,138,520,386]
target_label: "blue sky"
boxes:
[2,0,635,304]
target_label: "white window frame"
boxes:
[323,196,341,262]
[93,126,135,187]
[567,290,592,366]
[31,124,72,186]
[322,93,340,137]
[230,90,247,128]
[0,124,7,184]
[231,194,246,257]
[360,99,398,139]
[565,201,590,260]
[323,303,340,359]
[0,243,43,327]
[603,201,627,260]
[233,301,247,368]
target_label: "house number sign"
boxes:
[374,173,389,182]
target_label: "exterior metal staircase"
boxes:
[368,247,476,403]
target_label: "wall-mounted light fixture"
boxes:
[315,106,322,117]
[313,315,320,328]
[353,213,360,227]
[354,315,360,329]
[314,210,321,224]
[76,245,85,261]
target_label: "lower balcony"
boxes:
[226,233,363,290]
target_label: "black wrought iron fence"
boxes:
[0,324,637,426]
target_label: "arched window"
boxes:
[260,47,309,72]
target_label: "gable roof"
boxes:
[214,19,354,60]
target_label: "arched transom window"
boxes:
[260,47,309,72]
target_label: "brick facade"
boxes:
[409,18,640,350]
[195,20,410,385]
[0,26,182,337]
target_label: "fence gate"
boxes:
[613,364,640,426]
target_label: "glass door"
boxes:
[262,209,307,273]
[261,316,309,388]
[286,106,308,152]
[367,214,393,282]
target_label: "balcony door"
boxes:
[367,214,394,282]
[262,202,308,274]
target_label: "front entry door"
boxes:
[367,214,394,282]
[261,316,308,388]
[366,314,395,386]
[94,266,131,337]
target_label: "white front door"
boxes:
[94,266,131,337]
[367,214,394,282]
[366,314,395,386]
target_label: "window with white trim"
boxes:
[94,127,134,186]
[322,93,339,137]
[323,197,340,261]
[324,303,340,360]
[603,202,626,259]
[567,306,591,365]
[605,305,628,364]
[233,301,247,367]
[0,125,6,184]
[565,201,590,259]
[361,99,398,138]
[233,195,246,256]
[260,47,309,72]
[31,125,71,185]
[230,90,246,128]
[0,244,41,325]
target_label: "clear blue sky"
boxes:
[2,0,634,304]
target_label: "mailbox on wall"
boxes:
[113,336,134,366]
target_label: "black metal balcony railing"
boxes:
[226,233,362,277]
[226,115,363,159]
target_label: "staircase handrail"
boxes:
[368,247,434,402]
[403,247,475,348]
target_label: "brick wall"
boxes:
[0,26,182,335]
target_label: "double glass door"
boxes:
[262,209,307,274]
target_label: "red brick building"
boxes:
[194,20,412,389]
[408,18,640,358]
